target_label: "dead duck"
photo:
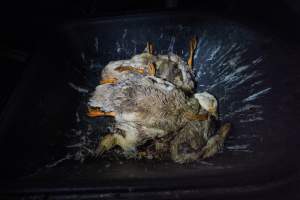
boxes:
[100,37,197,93]
[87,75,220,158]
[137,92,230,163]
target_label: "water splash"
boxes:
[168,36,176,52]
[68,82,89,93]
[122,29,128,39]
[194,36,271,126]
[243,88,272,102]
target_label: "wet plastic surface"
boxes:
[0,13,299,194]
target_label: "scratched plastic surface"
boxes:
[0,14,298,191]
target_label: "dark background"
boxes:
[0,0,299,199]
[1,0,300,111]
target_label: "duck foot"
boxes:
[147,42,154,54]
[100,77,118,84]
[147,63,156,76]
[188,36,198,68]
[87,107,116,117]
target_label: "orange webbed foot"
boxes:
[100,77,118,85]
[147,63,156,76]
[187,36,198,68]
[87,107,116,117]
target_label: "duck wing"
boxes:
[89,76,187,130]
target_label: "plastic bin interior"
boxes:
[0,13,298,193]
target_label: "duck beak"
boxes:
[208,108,218,119]
[212,111,218,119]
[184,112,208,121]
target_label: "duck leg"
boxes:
[145,42,156,76]
[87,107,116,117]
[187,36,197,68]
[199,123,231,159]
[146,42,154,54]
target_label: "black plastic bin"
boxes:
[0,13,299,198]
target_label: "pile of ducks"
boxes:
[87,38,231,163]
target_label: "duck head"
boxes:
[194,92,218,119]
